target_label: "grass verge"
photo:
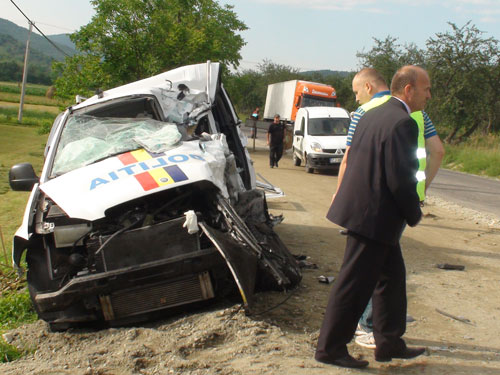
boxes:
[0,84,48,97]
[0,92,69,108]
[0,107,57,132]
[442,135,500,178]
[0,124,46,361]
[0,123,46,260]
[0,279,37,363]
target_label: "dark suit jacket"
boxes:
[327,97,422,245]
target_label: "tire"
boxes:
[27,248,98,330]
[304,154,314,173]
[293,148,301,166]
[26,248,59,320]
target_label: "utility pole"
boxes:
[18,21,33,122]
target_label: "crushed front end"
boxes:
[11,62,301,330]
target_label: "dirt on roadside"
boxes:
[1,138,499,375]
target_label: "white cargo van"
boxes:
[292,107,350,173]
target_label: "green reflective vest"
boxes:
[358,95,426,201]
[410,111,427,201]
[360,94,391,112]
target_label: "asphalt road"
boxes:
[427,169,500,218]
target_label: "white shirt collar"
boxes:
[392,96,411,115]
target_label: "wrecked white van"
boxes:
[9,62,301,330]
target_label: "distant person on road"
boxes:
[315,66,431,369]
[250,107,260,139]
[267,114,285,168]
[335,67,445,350]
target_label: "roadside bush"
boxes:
[443,136,500,178]
[38,122,52,134]
[0,288,37,330]
[0,340,27,363]
[0,287,36,362]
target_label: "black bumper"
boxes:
[35,248,226,317]
[307,153,343,169]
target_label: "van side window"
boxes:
[301,117,305,134]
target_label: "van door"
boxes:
[293,112,306,154]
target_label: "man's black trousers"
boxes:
[269,144,283,167]
[315,231,407,360]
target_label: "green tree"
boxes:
[323,73,356,110]
[0,61,22,82]
[225,60,301,115]
[356,36,424,85]
[55,0,247,98]
[425,22,500,143]
[224,69,263,116]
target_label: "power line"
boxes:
[9,0,71,58]
[36,21,76,33]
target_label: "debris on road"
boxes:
[318,276,335,284]
[436,308,474,325]
[436,263,465,271]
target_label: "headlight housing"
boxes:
[310,142,322,153]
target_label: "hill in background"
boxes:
[0,18,77,84]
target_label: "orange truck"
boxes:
[263,80,337,122]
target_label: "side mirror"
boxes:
[9,163,39,191]
[295,96,302,108]
[294,130,304,137]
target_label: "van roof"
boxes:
[300,106,349,118]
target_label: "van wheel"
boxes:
[27,248,61,321]
[293,149,301,166]
[305,155,313,173]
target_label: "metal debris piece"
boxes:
[256,173,284,199]
[298,260,318,269]
[436,309,474,325]
[318,275,335,284]
[436,264,465,271]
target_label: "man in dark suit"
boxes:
[314,66,431,369]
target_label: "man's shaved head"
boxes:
[352,68,389,105]
[354,68,387,89]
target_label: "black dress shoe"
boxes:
[375,346,426,362]
[316,354,369,368]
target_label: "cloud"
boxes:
[249,0,383,12]
[480,16,497,23]
[444,0,500,23]
[243,0,500,23]
[248,0,500,13]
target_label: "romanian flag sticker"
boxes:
[118,149,188,191]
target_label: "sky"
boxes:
[3,0,500,72]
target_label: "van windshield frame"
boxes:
[307,117,349,136]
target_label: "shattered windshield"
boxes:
[51,115,184,177]
[308,118,349,136]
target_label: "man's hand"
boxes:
[424,135,445,191]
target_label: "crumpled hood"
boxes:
[41,140,228,221]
